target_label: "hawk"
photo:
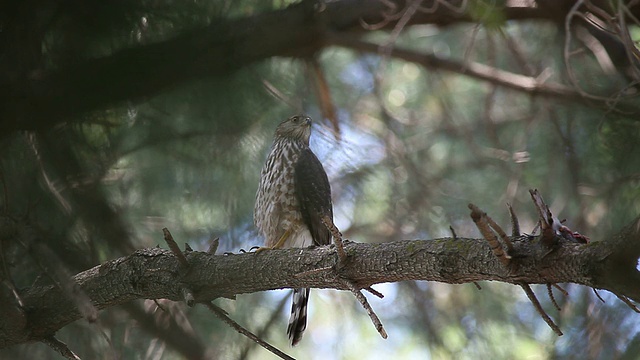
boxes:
[254,114,333,346]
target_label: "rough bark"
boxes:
[1,215,639,349]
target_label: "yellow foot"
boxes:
[273,229,291,249]
[254,246,272,253]
[256,229,291,253]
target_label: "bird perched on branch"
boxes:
[254,114,333,346]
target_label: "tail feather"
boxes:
[287,288,310,346]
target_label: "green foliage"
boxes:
[467,1,507,30]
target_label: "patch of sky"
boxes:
[338,55,379,93]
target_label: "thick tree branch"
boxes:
[327,35,640,114]
[4,0,635,133]
[1,215,639,348]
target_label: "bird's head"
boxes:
[275,115,313,144]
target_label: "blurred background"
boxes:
[1,0,640,359]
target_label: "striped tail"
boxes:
[287,288,310,346]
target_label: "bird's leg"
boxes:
[255,229,291,253]
[272,229,291,249]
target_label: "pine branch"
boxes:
[1,215,639,348]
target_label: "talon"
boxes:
[249,246,261,251]
[239,249,247,253]
[254,246,272,253]
[254,230,291,253]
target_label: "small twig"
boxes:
[42,336,81,360]
[520,283,563,336]
[239,295,290,360]
[563,0,614,103]
[507,203,520,237]
[529,189,557,247]
[321,215,347,264]
[162,228,189,267]
[472,282,482,290]
[469,203,511,266]
[449,225,458,240]
[184,243,193,252]
[531,222,541,236]
[485,212,514,255]
[153,299,168,312]
[307,58,340,137]
[547,284,562,311]
[529,189,552,226]
[364,286,385,299]
[552,284,569,297]
[358,0,400,30]
[5,283,25,308]
[260,78,298,109]
[340,278,388,339]
[615,294,640,313]
[593,288,605,303]
[207,237,220,254]
[382,0,423,49]
[162,228,195,307]
[205,302,294,360]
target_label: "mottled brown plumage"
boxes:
[254,114,333,346]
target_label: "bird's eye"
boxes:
[292,117,299,123]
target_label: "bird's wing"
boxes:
[294,148,333,246]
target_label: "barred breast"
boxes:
[254,138,309,248]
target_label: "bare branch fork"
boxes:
[162,228,292,360]
[470,192,568,335]
[469,189,627,336]
[3,201,640,349]
[205,302,294,360]
[165,224,389,358]
[320,215,388,340]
